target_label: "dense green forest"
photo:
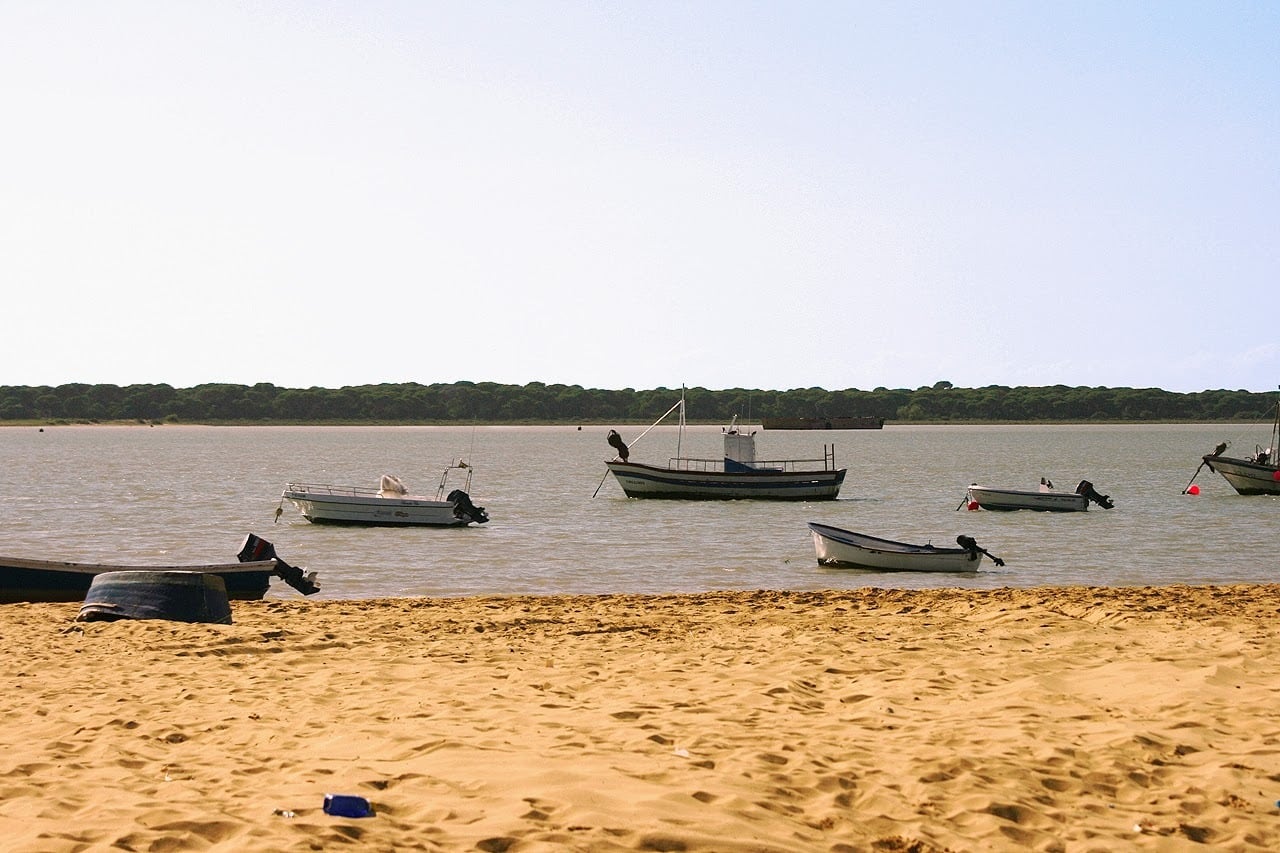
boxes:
[0,381,1274,425]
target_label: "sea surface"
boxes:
[0,423,1274,600]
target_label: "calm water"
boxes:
[0,423,1274,599]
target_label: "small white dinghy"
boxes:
[808,522,1004,573]
[964,479,1114,512]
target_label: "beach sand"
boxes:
[2,584,1279,852]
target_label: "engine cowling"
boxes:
[447,489,489,524]
[1075,480,1114,509]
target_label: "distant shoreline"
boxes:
[0,418,1254,428]
[3,383,1273,426]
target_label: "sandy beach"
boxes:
[3,585,1279,852]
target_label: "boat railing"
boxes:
[284,483,383,498]
[666,450,838,473]
[435,462,476,499]
[667,457,728,473]
[286,463,476,501]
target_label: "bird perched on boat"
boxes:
[607,429,630,462]
[1211,441,1229,456]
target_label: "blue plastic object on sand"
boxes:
[323,794,373,818]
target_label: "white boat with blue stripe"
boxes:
[601,393,845,501]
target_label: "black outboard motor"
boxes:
[237,533,320,595]
[1075,480,1115,509]
[447,490,489,524]
[956,535,1005,567]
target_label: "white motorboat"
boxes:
[280,463,488,527]
[602,392,845,501]
[808,522,1002,572]
[965,479,1113,512]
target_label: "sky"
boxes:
[2,1,1277,394]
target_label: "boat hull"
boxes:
[966,486,1088,512]
[807,523,982,572]
[283,487,474,526]
[606,461,845,500]
[0,558,279,603]
[78,571,234,624]
[1203,455,1280,496]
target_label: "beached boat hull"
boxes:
[606,461,845,500]
[0,559,278,603]
[966,486,1088,512]
[77,571,234,624]
[808,523,983,572]
[1202,455,1280,495]
[0,534,316,603]
[282,485,483,526]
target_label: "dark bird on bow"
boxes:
[607,429,629,462]
[1212,441,1228,456]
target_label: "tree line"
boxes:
[0,381,1274,425]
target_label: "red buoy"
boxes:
[1186,484,1200,495]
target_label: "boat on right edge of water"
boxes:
[1198,391,1280,496]
[964,479,1114,512]
[807,522,1004,572]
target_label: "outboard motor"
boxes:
[447,489,489,524]
[1075,480,1114,510]
[956,535,1005,567]
[237,533,320,595]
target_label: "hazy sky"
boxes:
[3,2,1276,393]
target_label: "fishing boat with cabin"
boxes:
[600,391,846,501]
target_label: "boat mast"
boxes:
[1271,387,1280,458]
[677,385,686,460]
